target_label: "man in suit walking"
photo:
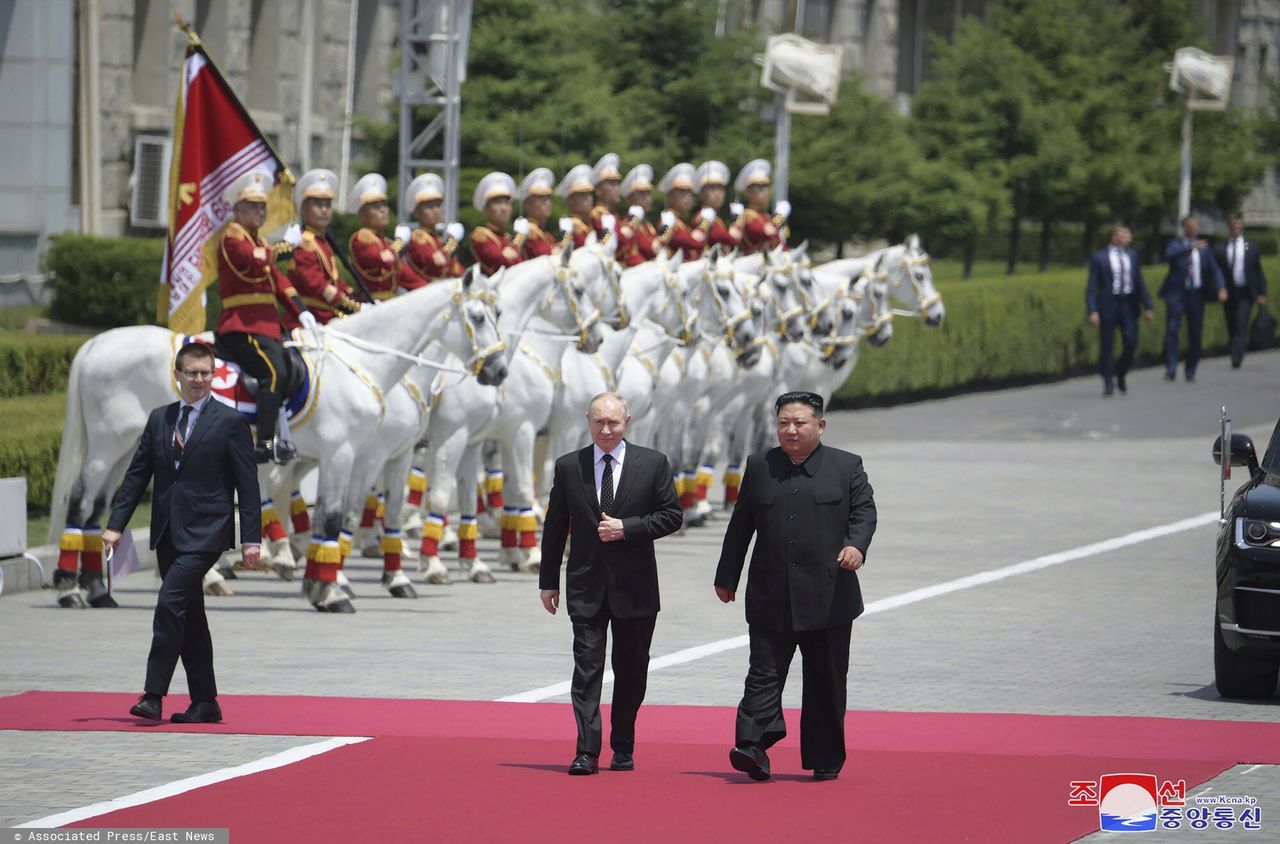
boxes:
[715,391,877,782]
[540,392,683,775]
[102,341,261,724]
[1161,214,1227,382]
[1215,212,1269,368]
[1086,224,1154,396]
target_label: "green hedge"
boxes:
[45,234,166,328]
[0,394,66,508]
[0,333,88,398]
[834,261,1274,407]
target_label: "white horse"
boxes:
[410,246,605,583]
[48,273,508,611]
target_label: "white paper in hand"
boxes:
[108,530,141,590]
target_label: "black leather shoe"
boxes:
[1163,370,1176,381]
[129,693,162,721]
[1185,371,1196,382]
[1102,384,1114,397]
[568,752,598,775]
[813,768,840,781]
[171,701,222,724]
[609,752,634,771]
[1116,375,1127,394]
[729,744,770,781]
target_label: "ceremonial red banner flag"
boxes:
[161,33,294,333]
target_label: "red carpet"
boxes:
[5,691,1279,842]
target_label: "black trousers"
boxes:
[218,331,285,445]
[144,532,222,702]
[1163,294,1206,376]
[1222,292,1254,364]
[1098,305,1138,387]
[570,601,657,757]
[735,621,853,772]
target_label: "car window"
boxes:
[1263,418,1280,471]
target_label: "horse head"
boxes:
[862,254,894,348]
[893,234,945,327]
[445,269,508,385]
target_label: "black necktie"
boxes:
[174,405,192,461]
[600,453,615,514]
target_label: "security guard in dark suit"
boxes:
[1214,212,1269,368]
[715,391,877,783]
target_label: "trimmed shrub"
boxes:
[833,262,1255,407]
[0,394,66,508]
[45,234,166,328]
[0,333,88,397]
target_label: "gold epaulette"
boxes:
[354,228,380,245]
[223,221,253,242]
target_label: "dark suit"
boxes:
[715,444,876,772]
[1214,237,1268,366]
[1086,246,1153,390]
[1160,238,1225,376]
[540,441,682,757]
[108,397,261,703]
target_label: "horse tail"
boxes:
[47,336,94,544]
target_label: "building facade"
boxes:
[0,0,398,275]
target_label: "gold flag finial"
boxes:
[171,7,201,45]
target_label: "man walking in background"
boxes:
[1086,224,1154,396]
[103,341,261,724]
[539,393,682,775]
[1161,215,1226,382]
[1214,212,1268,369]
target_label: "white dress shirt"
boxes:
[1229,236,1247,287]
[1188,239,1201,289]
[593,440,626,506]
[1109,246,1131,295]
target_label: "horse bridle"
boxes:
[695,264,754,357]
[436,279,507,376]
[547,264,602,351]
[894,253,943,316]
[586,245,630,330]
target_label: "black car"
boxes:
[1212,417,1280,699]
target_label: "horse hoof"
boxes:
[88,592,119,609]
[328,598,356,614]
[220,567,239,580]
[426,572,452,585]
[684,512,706,528]
[361,545,381,559]
[390,584,418,598]
[205,582,234,597]
[57,591,87,609]
[516,561,541,575]
[470,569,495,584]
[273,562,297,582]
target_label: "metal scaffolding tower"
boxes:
[398,0,472,225]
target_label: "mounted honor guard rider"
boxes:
[589,153,622,238]
[734,159,790,256]
[515,168,560,259]
[695,160,743,253]
[557,164,598,248]
[283,169,360,328]
[657,162,705,260]
[214,169,317,464]
[616,164,659,267]
[469,171,523,277]
[399,172,466,290]
[348,173,402,301]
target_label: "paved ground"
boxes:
[2,350,1278,838]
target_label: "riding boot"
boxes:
[255,390,283,464]
[273,402,297,463]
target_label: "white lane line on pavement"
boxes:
[17,736,370,829]
[499,510,1220,703]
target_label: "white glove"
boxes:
[660,210,676,229]
[601,214,617,232]
[729,202,744,217]
[699,207,716,223]
[394,224,412,242]
[559,217,574,235]
[774,200,791,220]
[513,217,530,236]
[628,205,644,220]
[298,311,319,332]
[283,223,304,247]
[446,222,465,242]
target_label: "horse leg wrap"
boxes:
[696,465,714,502]
[80,528,104,575]
[261,500,289,543]
[289,491,311,534]
[500,507,519,549]
[678,473,696,510]
[518,509,538,549]
[419,513,445,558]
[458,516,478,561]
[406,468,427,509]
[723,465,742,505]
[308,537,341,582]
[380,529,402,572]
[58,527,84,574]
[485,471,505,509]
[359,493,379,529]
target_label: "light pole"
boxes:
[1165,47,1234,220]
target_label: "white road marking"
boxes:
[499,511,1221,703]
[17,736,370,828]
